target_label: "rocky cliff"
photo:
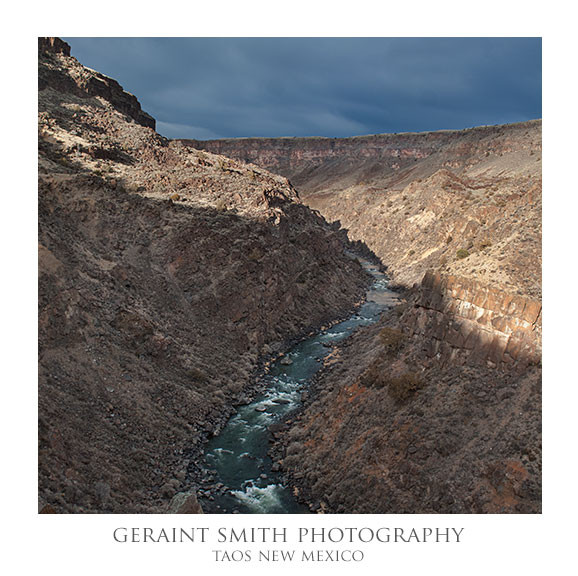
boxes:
[38,39,369,513]
[196,121,542,513]
[181,121,540,197]
[183,121,542,367]
[39,37,155,129]
[404,272,541,369]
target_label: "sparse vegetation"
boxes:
[456,248,470,259]
[478,239,492,250]
[248,246,264,261]
[186,367,208,383]
[359,360,385,388]
[378,327,405,354]
[387,371,424,402]
[394,303,408,317]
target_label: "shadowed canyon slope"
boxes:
[38,39,369,513]
[186,121,542,513]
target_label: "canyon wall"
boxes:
[181,121,540,193]
[403,272,541,369]
[183,121,542,369]
[274,310,542,513]
[192,121,542,514]
[38,39,369,513]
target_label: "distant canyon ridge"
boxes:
[182,120,542,367]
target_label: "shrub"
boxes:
[394,303,408,317]
[446,235,453,244]
[388,372,423,402]
[359,360,387,389]
[248,247,264,261]
[378,327,405,354]
[478,239,492,250]
[186,367,208,383]
[456,248,470,259]
[215,198,227,212]
[169,192,181,202]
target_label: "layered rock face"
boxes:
[194,121,542,513]
[181,121,540,200]
[184,122,542,367]
[38,39,369,513]
[405,272,541,368]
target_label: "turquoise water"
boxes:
[199,259,399,513]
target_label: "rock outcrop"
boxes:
[39,37,155,129]
[403,272,542,368]
[38,39,369,513]
[167,491,204,514]
[38,36,71,56]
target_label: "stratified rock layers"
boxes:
[406,272,542,368]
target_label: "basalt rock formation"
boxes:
[189,121,542,513]
[184,122,542,368]
[38,37,155,129]
[38,39,369,513]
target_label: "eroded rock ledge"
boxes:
[38,36,155,130]
[402,272,541,368]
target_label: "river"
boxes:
[198,258,400,513]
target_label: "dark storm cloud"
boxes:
[62,37,542,139]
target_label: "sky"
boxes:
[62,37,542,140]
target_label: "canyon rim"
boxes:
[38,37,541,514]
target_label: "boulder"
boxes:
[167,491,204,514]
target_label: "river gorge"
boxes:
[198,258,400,513]
[38,37,541,515]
